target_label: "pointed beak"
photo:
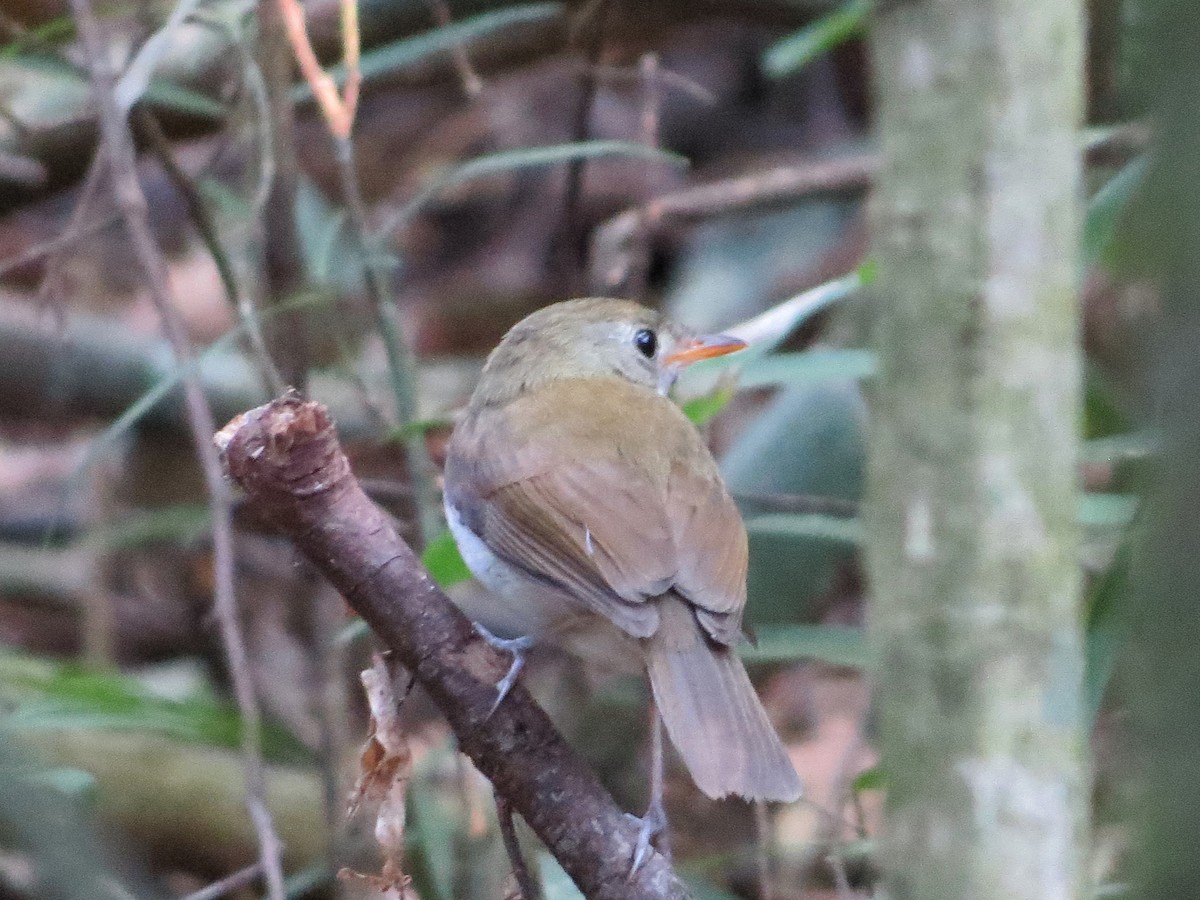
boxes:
[663,333,748,367]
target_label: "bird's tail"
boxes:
[644,598,802,802]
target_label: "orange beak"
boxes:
[664,333,748,367]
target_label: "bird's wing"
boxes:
[455,378,747,644]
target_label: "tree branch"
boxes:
[215,395,691,900]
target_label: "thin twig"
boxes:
[36,151,110,311]
[312,580,350,884]
[0,211,122,281]
[67,1,286,897]
[335,138,442,547]
[132,106,286,396]
[550,0,612,284]
[638,53,661,151]
[255,0,307,389]
[495,791,541,900]
[179,862,265,900]
[754,800,773,900]
[588,155,874,295]
[274,0,358,139]
[423,0,483,97]
[591,62,716,107]
[277,0,440,545]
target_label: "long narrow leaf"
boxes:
[736,348,877,390]
[292,3,564,102]
[740,624,870,668]
[1083,154,1147,267]
[763,0,871,78]
[744,512,864,546]
[115,0,204,112]
[384,141,688,233]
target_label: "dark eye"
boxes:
[634,328,657,358]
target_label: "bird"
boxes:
[442,298,802,866]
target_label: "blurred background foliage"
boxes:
[0,0,1156,897]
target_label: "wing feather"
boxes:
[448,378,748,643]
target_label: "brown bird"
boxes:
[443,298,802,863]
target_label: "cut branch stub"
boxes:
[214,395,691,900]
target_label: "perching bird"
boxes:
[442,298,802,865]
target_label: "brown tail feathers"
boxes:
[644,597,802,802]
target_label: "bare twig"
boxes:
[591,63,716,107]
[35,151,110,310]
[551,0,613,284]
[67,1,286,897]
[132,106,286,396]
[255,0,307,389]
[0,212,122,281]
[423,0,483,97]
[180,862,265,900]
[274,0,358,140]
[754,800,773,900]
[495,791,541,900]
[277,0,440,545]
[589,154,875,295]
[215,396,690,900]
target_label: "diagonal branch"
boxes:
[66,1,287,897]
[215,395,691,900]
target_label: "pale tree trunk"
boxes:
[865,2,1089,900]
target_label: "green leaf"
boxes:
[851,765,885,793]
[1085,541,1132,724]
[539,851,584,900]
[422,530,472,589]
[856,256,879,286]
[294,3,564,102]
[681,385,735,426]
[384,141,688,233]
[736,349,877,391]
[740,624,870,668]
[763,0,871,78]
[1083,154,1147,268]
[335,618,370,646]
[141,80,227,119]
[744,512,863,546]
[0,651,310,764]
[0,17,75,58]
[386,418,455,442]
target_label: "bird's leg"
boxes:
[627,700,670,876]
[473,623,534,715]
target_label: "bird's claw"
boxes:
[472,624,534,716]
[625,797,668,878]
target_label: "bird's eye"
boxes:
[634,328,657,358]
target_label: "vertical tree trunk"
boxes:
[865,3,1089,899]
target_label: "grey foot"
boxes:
[625,795,668,877]
[473,623,534,715]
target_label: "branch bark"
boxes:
[215,395,691,900]
[865,1,1088,898]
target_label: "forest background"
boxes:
[0,1,1191,899]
